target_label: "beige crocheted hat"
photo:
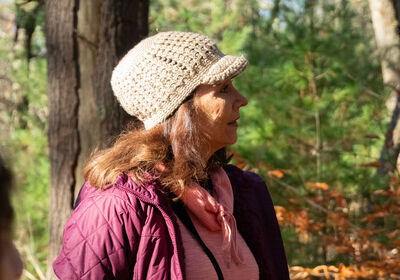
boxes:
[111,31,248,129]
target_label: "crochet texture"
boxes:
[111,31,248,129]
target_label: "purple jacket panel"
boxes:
[53,174,184,280]
[225,165,289,280]
[53,165,289,279]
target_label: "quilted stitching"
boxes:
[57,189,144,278]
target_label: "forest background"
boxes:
[0,0,399,279]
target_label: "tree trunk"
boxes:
[45,1,79,278]
[45,0,148,278]
[393,0,400,35]
[369,0,400,174]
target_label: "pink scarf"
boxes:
[181,167,243,265]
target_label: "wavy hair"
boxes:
[83,97,229,197]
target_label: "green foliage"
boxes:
[151,0,390,267]
[0,0,396,276]
[0,1,48,277]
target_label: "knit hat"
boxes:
[111,31,248,129]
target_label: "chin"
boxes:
[225,134,238,146]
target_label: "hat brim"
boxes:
[201,55,248,85]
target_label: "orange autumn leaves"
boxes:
[290,263,400,280]
[306,182,329,191]
[267,168,290,179]
[272,175,400,279]
[260,163,400,278]
[232,153,400,278]
[274,182,400,279]
[267,168,328,191]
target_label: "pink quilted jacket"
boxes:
[53,173,185,279]
[53,165,289,279]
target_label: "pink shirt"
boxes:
[177,214,259,279]
[177,167,260,280]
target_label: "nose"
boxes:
[234,89,248,110]
[239,92,248,107]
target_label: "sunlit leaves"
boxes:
[0,1,48,277]
[306,182,329,191]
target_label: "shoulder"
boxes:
[224,164,267,192]
[59,181,147,257]
[224,164,274,209]
[72,180,145,225]
[62,172,173,247]
[223,165,290,279]
[53,175,158,279]
[73,173,165,221]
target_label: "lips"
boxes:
[228,117,240,126]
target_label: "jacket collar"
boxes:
[112,173,172,209]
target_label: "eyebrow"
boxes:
[216,81,229,88]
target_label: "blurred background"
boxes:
[0,0,399,279]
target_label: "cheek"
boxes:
[209,106,223,122]
[203,100,226,123]
[194,93,228,126]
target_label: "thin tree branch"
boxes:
[267,175,361,230]
[378,89,400,174]
[268,175,328,213]
[347,73,383,99]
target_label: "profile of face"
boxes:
[193,78,248,154]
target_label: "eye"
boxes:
[220,84,229,93]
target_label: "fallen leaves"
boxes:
[290,263,400,279]
[306,182,329,191]
[235,156,400,279]
[267,169,291,178]
[361,212,389,223]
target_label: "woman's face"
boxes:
[193,79,248,154]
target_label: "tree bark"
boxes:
[393,0,400,37]
[45,0,148,278]
[369,0,400,174]
[45,1,79,278]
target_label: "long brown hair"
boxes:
[83,97,229,197]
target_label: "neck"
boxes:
[200,145,226,169]
[199,143,218,165]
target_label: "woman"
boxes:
[53,31,289,280]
